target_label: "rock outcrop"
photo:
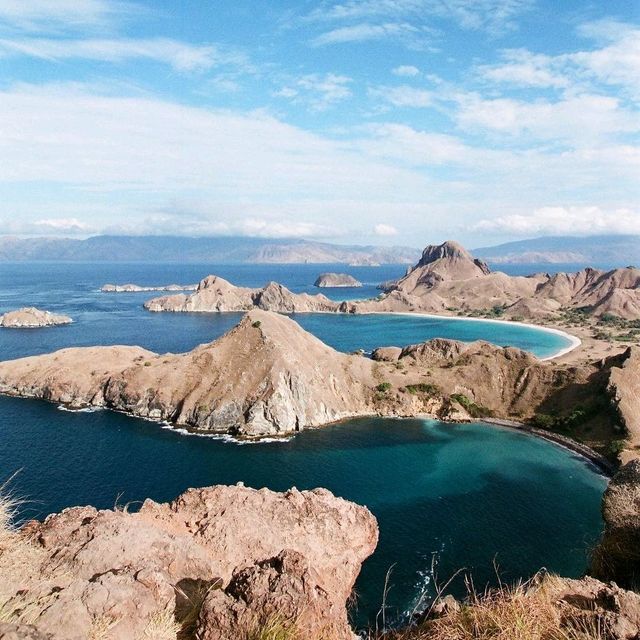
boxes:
[144,275,340,313]
[591,460,640,586]
[358,240,640,320]
[314,273,362,288]
[0,308,72,328]
[101,283,197,292]
[0,485,378,640]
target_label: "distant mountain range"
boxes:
[474,235,640,266]
[0,235,419,264]
[1,234,637,266]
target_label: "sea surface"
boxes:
[0,263,606,628]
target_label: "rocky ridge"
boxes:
[361,240,640,320]
[0,308,72,329]
[144,276,340,313]
[0,484,377,640]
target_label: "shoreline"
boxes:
[350,310,582,361]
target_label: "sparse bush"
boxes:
[252,320,262,328]
[450,394,493,418]
[144,361,152,367]
[405,383,440,396]
[376,382,392,393]
[608,439,626,456]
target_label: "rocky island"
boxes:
[101,283,197,293]
[144,276,340,313]
[314,273,362,288]
[0,307,72,329]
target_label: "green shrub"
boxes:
[143,361,152,367]
[252,320,262,328]
[376,382,392,393]
[405,383,440,395]
[609,440,626,456]
[450,393,493,418]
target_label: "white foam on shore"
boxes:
[57,405,104,413]
[355,311,581,361]
[160,423,292,445]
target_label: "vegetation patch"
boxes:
[405,383,440,396]
[450,393,493,418]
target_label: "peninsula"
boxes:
[0,309,637,462]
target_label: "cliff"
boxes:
[0,308,72,329]
[144,276,340,313]
[0,484,377,640]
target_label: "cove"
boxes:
[0,395,606,628]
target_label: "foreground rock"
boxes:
[591,459,640,586]
[354,240,640,320]
[314,273,362,288]
[145,275,340,313]
[0,308,72,328]
[101,283,197,292]
[0,485,377,640]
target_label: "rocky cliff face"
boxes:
[144,275,340,313]
[0,308,72,328]
[0,485,378,640]
[591,459,640,586]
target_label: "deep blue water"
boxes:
[0,263,604,628]
[0,263,572,359]
[0,399,605,628]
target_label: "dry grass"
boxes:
[136,608,182,640]
[377,575,608,640]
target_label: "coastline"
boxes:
[351,310,582,361]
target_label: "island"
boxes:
[101,283,197,292]
[0,307,72,328]
[314,273,362,288]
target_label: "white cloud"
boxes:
[370,84,433,107]
[455,93,640,144]
[0,0,130,32]
[304,0,533,36]
[478,49,568,88]
[274,73,352,111]
[0,37,234,72]
[374,223,399,236]
[392,65,420,77]
[311,22,421,46]
[473,206,640,236]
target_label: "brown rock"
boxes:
[0,485,377,640]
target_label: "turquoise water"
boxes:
[0,397,605,627]
[0,263,572,359]
[0,263,603,628]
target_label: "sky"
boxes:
[0,0,638,248]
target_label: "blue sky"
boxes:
[0,0,638,247]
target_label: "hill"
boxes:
[0,235,418,264]
[474,235,640,265]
